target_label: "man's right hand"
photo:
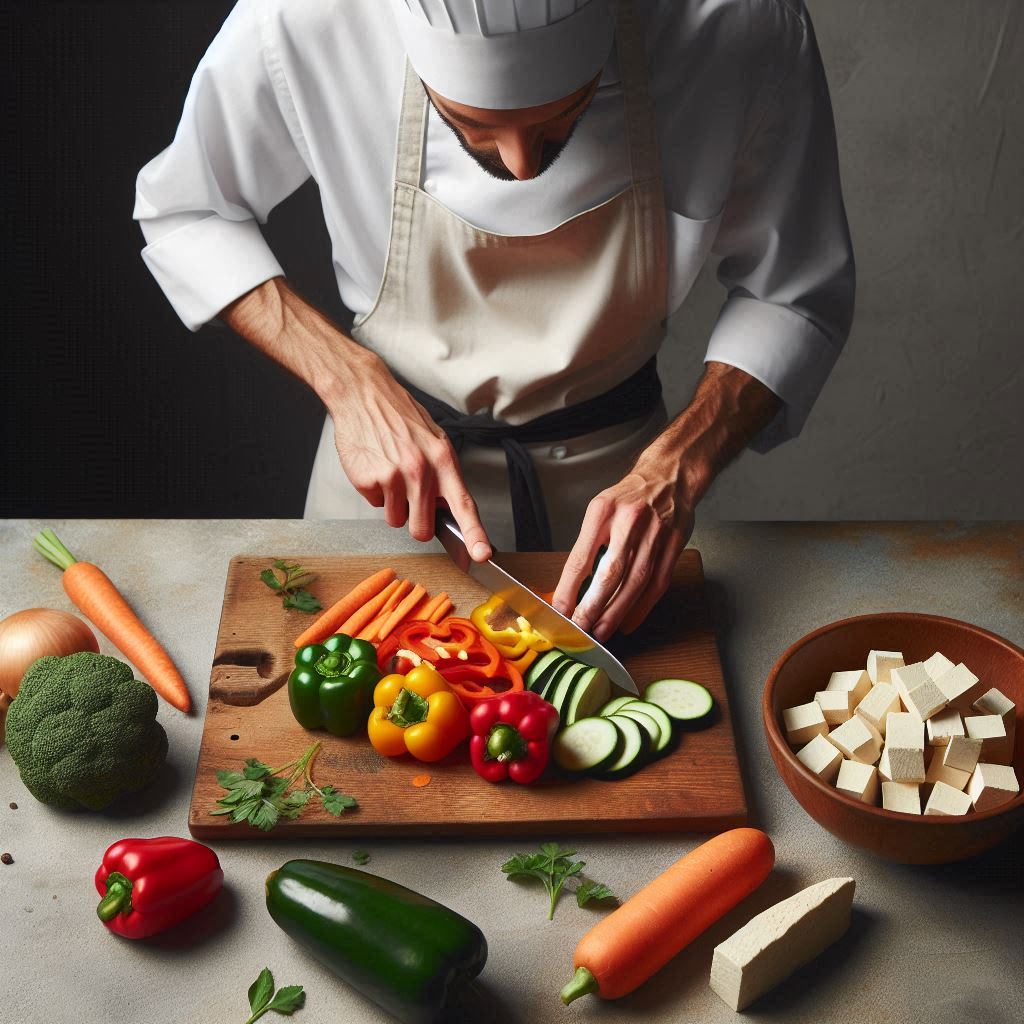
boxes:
[221,277,492,559]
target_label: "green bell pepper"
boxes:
[265,859,488,1024]
[287,633,381,737]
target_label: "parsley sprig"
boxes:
[212,741,357,831]
[501,842,616,920]
[243,968,305,1023]
[260,560,322,613]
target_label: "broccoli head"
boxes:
[6,652,168,810]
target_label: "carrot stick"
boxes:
[415,593,445,622]
[403,594,434,622]
[356,612,390,642]
[32,528,192,713]
[339,579,402,635]
[379,579,412,616]
[428,598,453,624]
[293,568,396,648]
[377,584,427,642]
[561,829,774,1005]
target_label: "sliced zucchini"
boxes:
[618,700,674,753]
[595,716,648,779]
[553,717,621,773]
[562,667,611,726]
[526,650,567,692]
[599,695,637,717]
[548,663,590,720]
[644,679,714,722]
[538,657,579,703]
[615,707,669,755]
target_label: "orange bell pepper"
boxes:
[367,664,470,762]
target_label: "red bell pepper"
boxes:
[378,617,525,707]
[469,691,560,784]
[95,836,224,939]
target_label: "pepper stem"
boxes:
[96,871,134,922]
[560,967,599,1005]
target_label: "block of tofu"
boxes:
[827,715,882,765]
[855,683,901,736]
[964,715,1014,764]
[926,707,964,747]
[783,702,828,746]
[825,669,872,706]
[710,878,855,1012]
[877,746,893,781]
[972,688,1016,730]
[931,662,985,712]
[882,780,921,814]
[923,753,970,792]
[924,780,973,816]
[891,663,947,721]
[967,763,1020,812]
[835,759,879,804]
[867,650,904,686]
[814,689,854,725]
[923,651,955,680]
[880,713,926,781]
[796,734,843,783]
[942,734,983,774]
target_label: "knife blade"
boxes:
[434,512,639,695]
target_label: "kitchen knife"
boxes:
[434,512,639,695]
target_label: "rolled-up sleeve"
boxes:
[133,0,310,331]
[705,6,855,451]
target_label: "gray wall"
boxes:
[661,0,1024,519]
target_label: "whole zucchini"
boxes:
[266,859,487,1024]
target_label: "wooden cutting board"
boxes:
[188,550,747,838]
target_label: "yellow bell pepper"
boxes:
[470,596,553,672]
[367,664,470,762]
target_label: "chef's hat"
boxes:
[389,0,614,109]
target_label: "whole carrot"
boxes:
[32,528,192,713]
[561,828,774,1005]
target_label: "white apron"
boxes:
[305,0,669,551]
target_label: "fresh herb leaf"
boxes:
[260,560,322,614]
[502,843,611,920]
[213,742,358,832]
[352,850,370,865]
[242,969,305,1024]
[576,880,616,908]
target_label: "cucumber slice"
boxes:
[644,679,714,722]
[553,717,621,773]
[595,716,648,779]
[562,667,611,726]
[538,657,579,703]
[548,663,590,720]
[526,651,567,692]
[599,695,637,717]
[618,700,674,753]
[614,707,669,755]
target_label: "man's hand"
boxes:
[221,277,492,559]
[552,362,783,639]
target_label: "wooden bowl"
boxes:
[763,612,1024,863]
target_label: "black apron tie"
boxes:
[402,358,662,551]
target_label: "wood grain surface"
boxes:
[188,550,747,838]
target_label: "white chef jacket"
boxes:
[134,0,855,450]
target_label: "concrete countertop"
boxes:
[1,520,1021,1024]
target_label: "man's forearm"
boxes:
[637,361,783,505]
[220,276,377,409]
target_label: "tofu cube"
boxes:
[835,759,879,804]
[965,715,1014,765]
[783,702,828,746]
[926,707,964,747]
[924,780,973,816]
[827,715,883,765]
[891,663,947,721]
[796,733,843,783]
[923,651,955,680]
[882,781,921,815]
[942,734,983,774]
[931,662,985,712]
[855,683,901,736]
[825,669,872,706]
[881,712,926,781]
[814,689,854,725]
[972,688,1016,730]
[967,763,1020,812]
[923,754,971,792]
[867,650,905,685]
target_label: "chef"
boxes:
[135,0,854,639]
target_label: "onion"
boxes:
[0,608,99,698]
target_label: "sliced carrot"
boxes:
[411,774,431,788]
[404,593,434,622]
[339,579,402,635]
[356,612,390,643]
[416,593,446,623]
[380,579,412,615]
[428,598,453,624]
[293,568,396,649]
[377,584,427,642]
